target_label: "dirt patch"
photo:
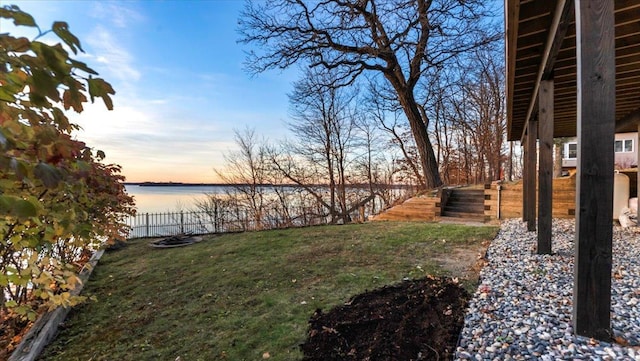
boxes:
[435,242,489,280]
[300,276,470,361]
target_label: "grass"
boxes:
[39,222,498,361]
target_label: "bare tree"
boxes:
[364,81,426,188]
[239,0,500,190]
[460,50,506,182]
[264,69,401,224]
[215,128,270,229]
[276,70,363,223]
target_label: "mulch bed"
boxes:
[300,276,470,361]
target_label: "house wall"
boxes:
[614,132,637,168]
[561,132,638,169]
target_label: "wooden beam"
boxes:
[615,107,640,132]
[538,80,554,254]
[573,0,615,341]
[526,120,538,231]
[506,0,521,140]
[520,0,575,143]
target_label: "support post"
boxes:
[526,120,538,231]
[538,80,554,254]
[522,140,529,222]
[574,0,615,341]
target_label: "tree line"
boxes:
[239,0,504,190]
[198,0,511,226]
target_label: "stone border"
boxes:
[8,249,105,361]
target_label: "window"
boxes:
[614,139,633,153]
[565,142,577,159]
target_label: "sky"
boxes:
[1,0,298,183]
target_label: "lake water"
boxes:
[124,184,411,238]
[125,184,412,215]
[125,185,226,214]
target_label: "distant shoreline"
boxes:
[125,182,248,187]
[124,182,414,189]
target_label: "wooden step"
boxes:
[442,189,486,219]
[441,210,486,220]
[444,204,485,213]
[439,215,488,224]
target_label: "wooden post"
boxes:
[574,0,615,341]
[522,139,529,222]
[538,80,554,254]
[526,120,538,231]
[508,141,513,182]
[637,124,640,221]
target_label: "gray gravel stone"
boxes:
[455,218,640,361]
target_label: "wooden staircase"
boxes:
[439,189,486,222]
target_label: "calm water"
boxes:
[125,185,226,214]
[125,184,410,215]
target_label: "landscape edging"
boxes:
[8,249,105,361]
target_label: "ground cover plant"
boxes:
[0,6,134,356]
[39,221,498,361]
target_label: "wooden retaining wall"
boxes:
[370,195,439,222]
[484,176,577,220]
[374,171,638,223]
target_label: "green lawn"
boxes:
[39,222,498,361]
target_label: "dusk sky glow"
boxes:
[2,0,298,183]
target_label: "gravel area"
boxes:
[455,218,640,361]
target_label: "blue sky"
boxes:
[2,0,297,183]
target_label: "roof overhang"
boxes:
[506,0,640,141]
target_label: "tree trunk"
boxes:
[553,140,563,178]
[395,89,443,190]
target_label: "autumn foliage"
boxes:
[0,4,135,347]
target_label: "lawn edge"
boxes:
[8,249,105,361]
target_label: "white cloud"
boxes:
[87,26,141,85]
[90,2,144,28]
[67,100,236,183]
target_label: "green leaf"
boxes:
[31,69,61,102]
[69,59,98,75]
[87,77,115,110]
[0,84,16,102]
[11,199,38,218]
[31,42,72,78]
[0,195,41,218]
[34,161,63,188]
[52,21,83,54]
[52,108,72,132]
[0,195,12,213]
[0,6,37,27]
